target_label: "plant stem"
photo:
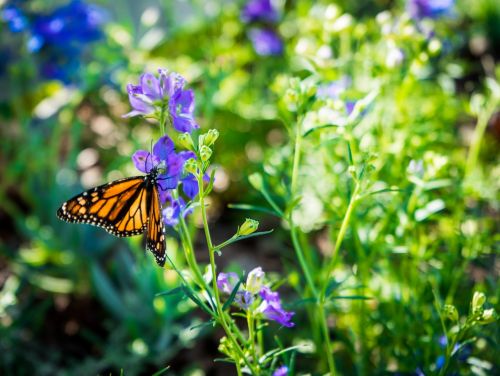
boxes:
[197,170,258,374]
[321,182,360,300]
[247,311,258,364]
[288,119,318,298]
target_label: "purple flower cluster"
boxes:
[1,0,106,83]
[125,69,199,133]
[240,0,283,56]
[217,267,295,327]
[131,135,197,226]
[407,0,454,20]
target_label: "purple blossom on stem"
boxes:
[132,135,185,203]
[273,366,288,376]
[241,0,279,23]
[407,0,454,20]
[248,28,283,56]
[161,193,192,227]
[259,286,295,327]
[124,69,199,133]
[217,272,240,294]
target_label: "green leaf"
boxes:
[204,168,217,195]
[190,319,215,331]
[329,295,372,300]
[367,188,401,196]
[216,229,274,250]
[346,141,354,166]
[303,123,342,137]
[222,277,244,311]
[151,366,170,376]
[228,203,281,217]
[155,286,185,297]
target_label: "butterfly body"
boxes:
[57,167,166,266]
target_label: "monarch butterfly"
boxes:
[57,165,166,266]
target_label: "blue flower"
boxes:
[407,0,454,20]
[1,5,28,32]
[124,69,199,133]
[259,286,295,327]
[241,0,279,23]
[273,366,288,376]
[1,0,107,83]
[248,28,283,56]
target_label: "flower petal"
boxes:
[153,135,175,161]
[140,72,162,100]
[132,150,157,173]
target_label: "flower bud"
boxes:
[203,129,219,147]
[178,132,194,150]
[479,308,496,325]
[237,218,259,236]
[443,304,458,322]
[199,145,212,162]
[184,158,198,174]
[246,267,265,295]
[248,173,263,190]
[472,291,486,314]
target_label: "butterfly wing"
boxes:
[146,184,166,267]
[57,176,150,237]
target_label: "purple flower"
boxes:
[217,272,240,294]
[132,135,185,203]
[259,286,295,327]
[124,69,199,133]
[241,0,279,23]
[273,366,288,376]
[248,28,283,56]
[161,194,192,227]
[235,290,255,309]
[407,0,454,20]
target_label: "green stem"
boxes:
[465,100,497,178]
[318,302,337,375]
[247,311,258,364]
[288,120,318,298]
[321,182,361,300]
[197,170,258,375]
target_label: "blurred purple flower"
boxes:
[248,28,283,56]
[407,0,454,20]
[259,286,295,327]
[316,77,351,99]
[235,290,255,309]
[436,355,445,370]
[132,135,185,202]
[1,0,107,84]
[241,0,279,23]
[29,0,106,51]
[124,69,199,133]
[217,272,240,294]
[273,366,288,376]
[161,194,192,226]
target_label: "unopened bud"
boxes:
[178,132,194,150]
[246,267,265,294]
[199,145,212,162]
[443,305,458,322]
[472,291,486,314]
[237,218,259,236]
[184,158,198,174]
[203,129,219,147]
[479,308,496,324]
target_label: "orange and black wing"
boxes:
[57,176,150,237]
[146,184,166,266]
